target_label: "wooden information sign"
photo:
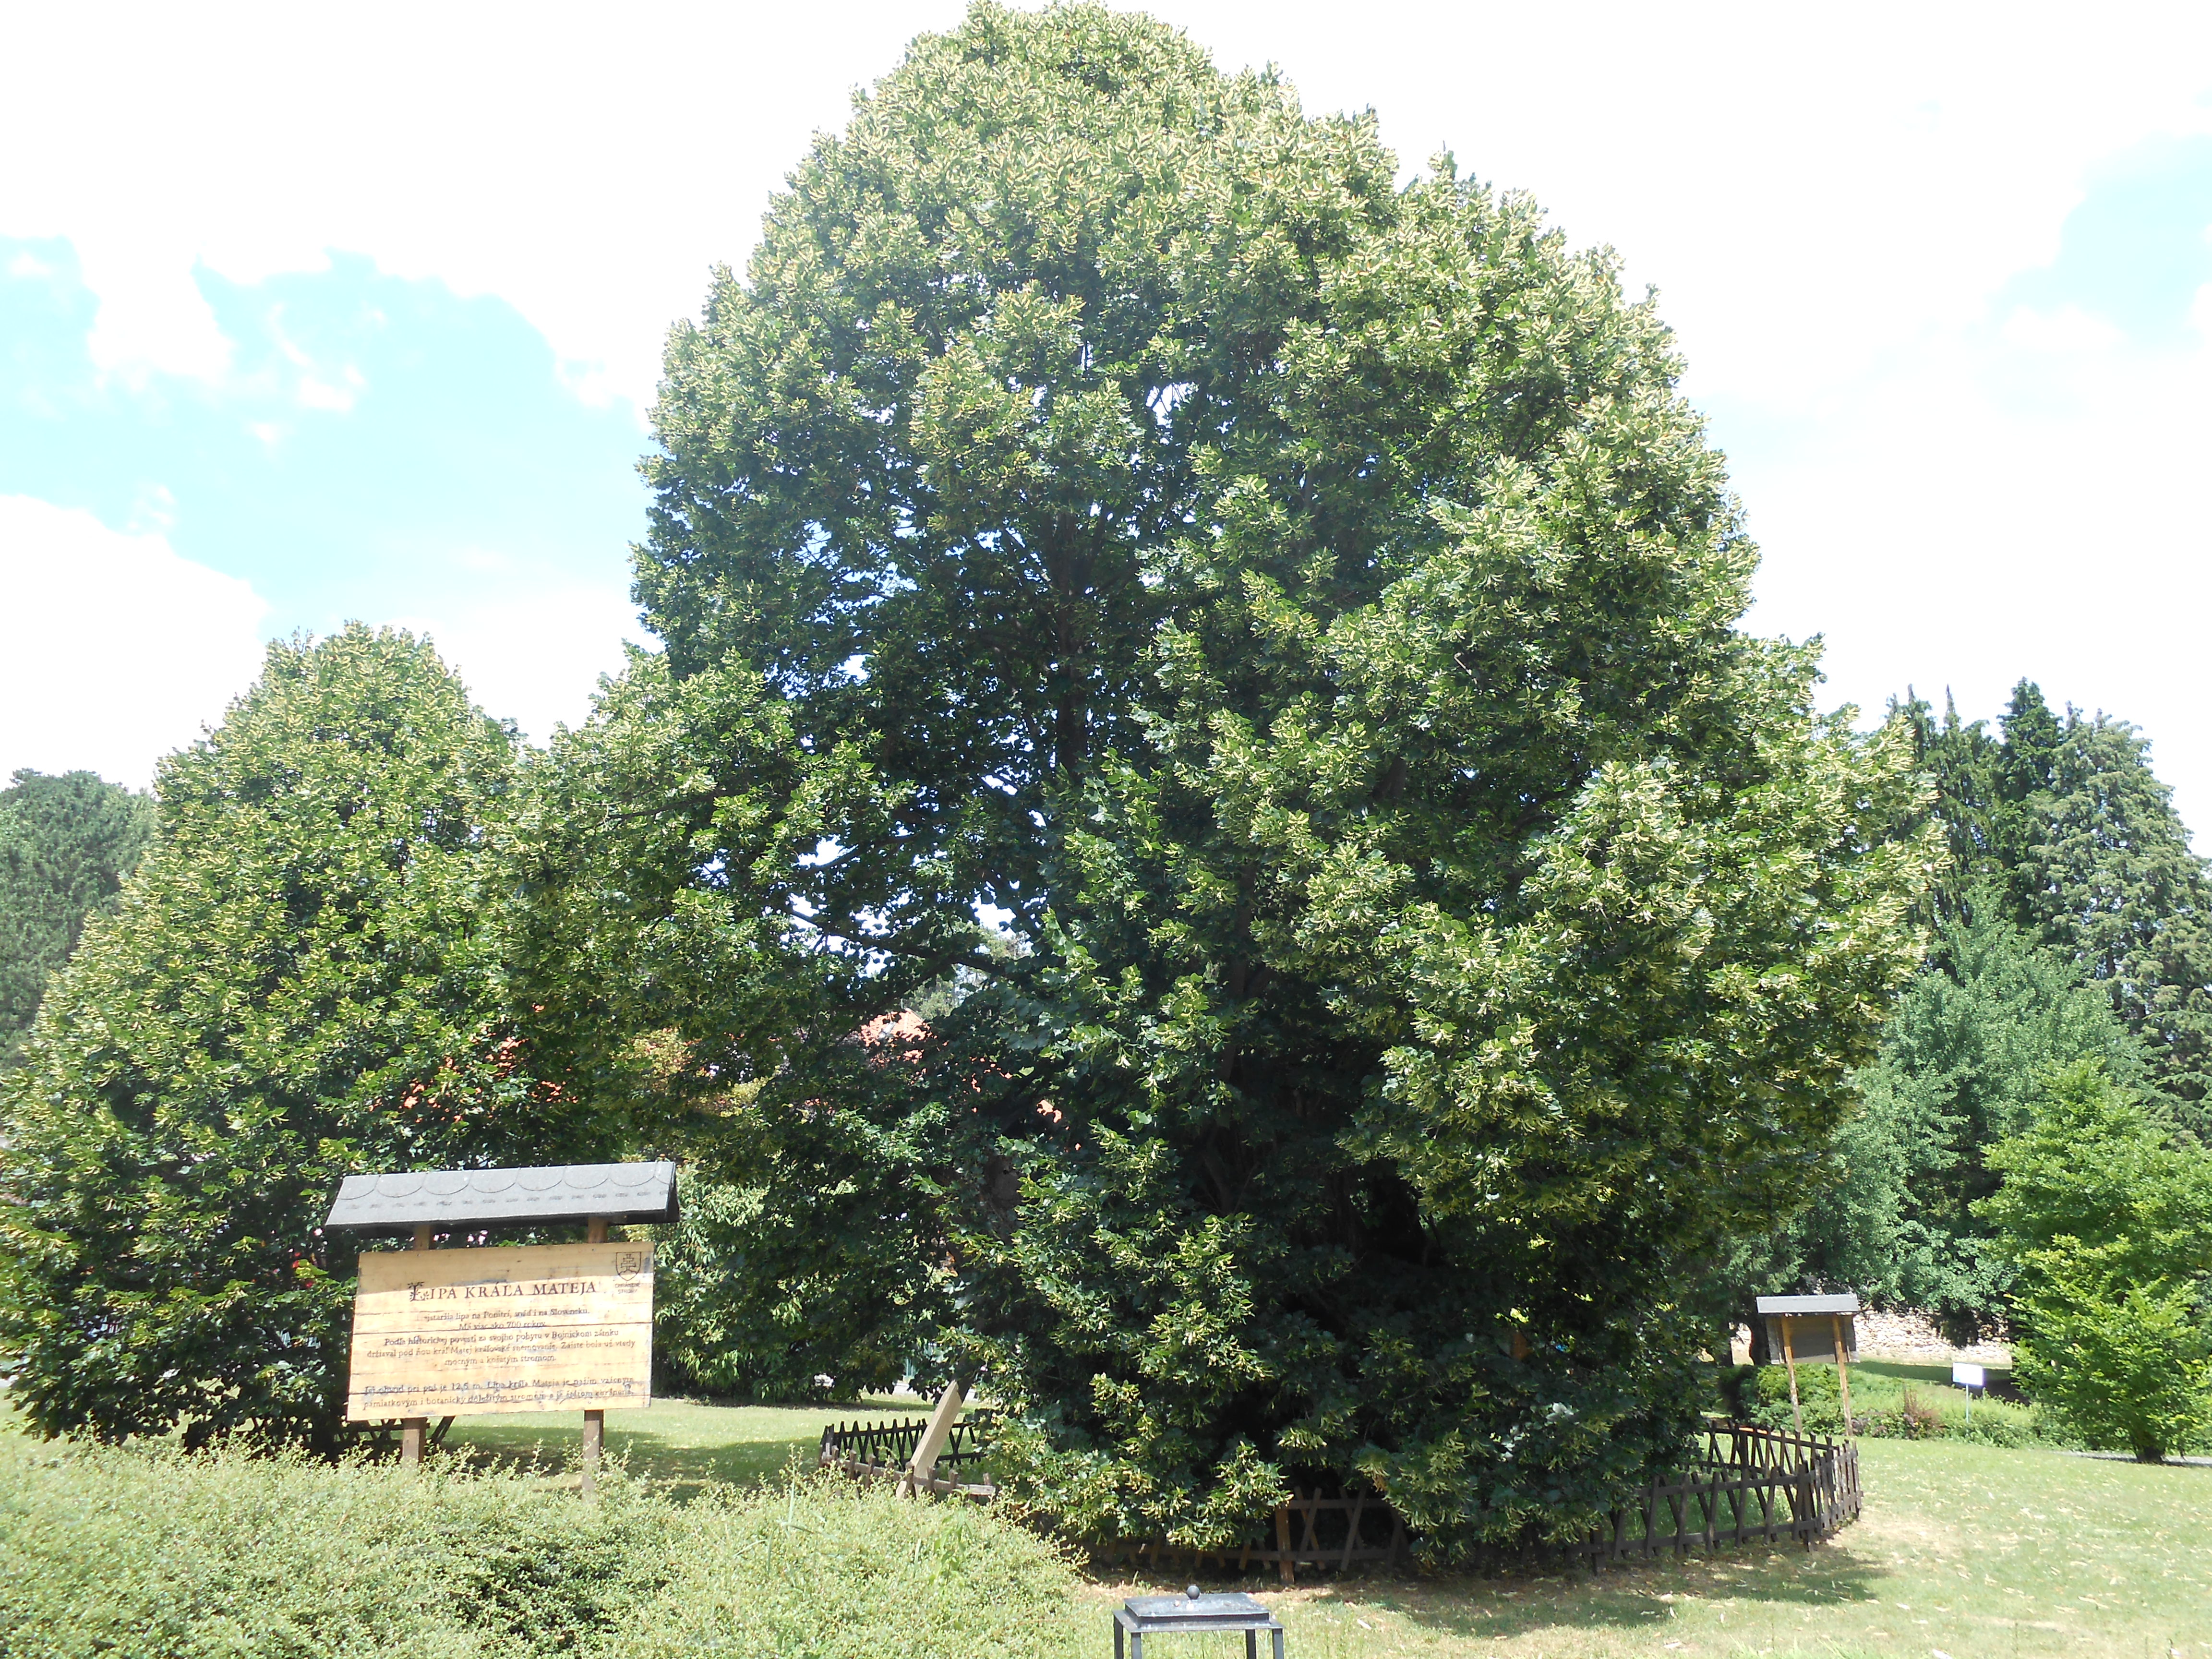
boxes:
[346,1241,655,1422]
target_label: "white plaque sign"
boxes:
[346,1241,654,1420]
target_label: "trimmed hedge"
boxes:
[0,1433,1081,1659]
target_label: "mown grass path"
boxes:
[442,1394,920,1491]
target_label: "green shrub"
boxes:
[615,1473,1081,1659]
[1744,1364,1847,1437]
[2010,1252,2212,1462]
[1979,1064,2212,1461]
[1853,1384,1945,1441]
[0,1433,1081,1659]
[1944,1405,2049,1448]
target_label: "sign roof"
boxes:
[1755,1293,1861,1316]
[324,1161,678,1232]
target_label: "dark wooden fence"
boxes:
[1574,1419,1860,1565]
[817,1411,999,1501]
[820,1410,1858,1574]
[1096,1489,1408,1583]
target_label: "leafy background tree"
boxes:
[1979,1062,2212,1460]
[1729,683,2212,1344]
[1731,898,2152,1343]
[0,626,609,1450]
[0,769,154,1066]
[524,1,1934,1555]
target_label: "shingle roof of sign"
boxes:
[1755,1293,1861,1315]
[323,1162,679,1232]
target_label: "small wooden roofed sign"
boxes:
[323,1160,678,1234]
[324,1160,677,1493]
[1755,1292,1860,1441]
[1755,1293,1859,1364]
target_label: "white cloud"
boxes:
[1998,305,2128,355]
[0,495,269,788]
[5,0,2212,824]
[0,2,962,410]
[1739,305,2212,831]
[389,581,649,746]
[72,237,234,385]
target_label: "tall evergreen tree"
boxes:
[1713,895,2145,1346]
[1849,900,2150,1336]
[1893,691,2002,926]
[0,770,154,1063]
[528,3,1932,1554]
[0,628,606,1450]
[1996,683,2212,1121]
[1894,682,2212,1127]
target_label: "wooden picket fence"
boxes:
[818,1410,1858,1573]
[1096,1488,1409,1583]
[817,1410,999,1501]
[1574,1419,1861,1565]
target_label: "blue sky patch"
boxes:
[0,240,653,638]
[1997,134,2212,347]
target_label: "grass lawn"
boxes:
[1087,1440,2212,1659]
[439,1392,929,1491]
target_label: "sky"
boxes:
[3,1,2209,832]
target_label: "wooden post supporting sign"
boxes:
[1755,1295,1859,1443]
[401,1223,432,1467]
[581,1215,609,1497]
[1832,1313,1855,1436]
[1779,1317,1804,1440]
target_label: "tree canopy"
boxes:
[1979,1062,2212,1459]
[0,769,153,1065]
[521,2,1933,1553]
[1839,899,2147,1335]
[0,627,604,1449]
[1904,684,2212,1126]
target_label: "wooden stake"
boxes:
[901,1376,968,1498]
[1780,1317,1804,1440]
[402,1225,432,1467]
[582,1216,608,1495]
[581,1410,604,1496]
[1831,1313,1854,1437]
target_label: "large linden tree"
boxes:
[522,2,1933,1554]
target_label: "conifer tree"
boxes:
[1892,683,2212,1126]
[0,770,153,1064]
[1996,683,2212,1120]
[1846,901,2150,1336]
